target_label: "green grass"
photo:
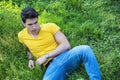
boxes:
[0,0,120,80]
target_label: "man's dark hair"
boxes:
[21,7,39,23]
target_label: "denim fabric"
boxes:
[43,45,101,80]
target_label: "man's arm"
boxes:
[36,30,71,65]
[24,45,34,69]
[25,46,33,60]
[48,30,71,58]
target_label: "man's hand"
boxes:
[28,60,34,69]
[36,56,47,65]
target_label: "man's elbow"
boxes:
[66,43,71,50]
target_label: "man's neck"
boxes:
[28,27,40,38]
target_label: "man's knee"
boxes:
[72,45,94,59]
[79,45,91,50]
[72,45,92,53]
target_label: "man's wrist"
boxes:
[29,58,33,60]
[45,54,50,59]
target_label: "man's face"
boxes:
[23,18,40,33]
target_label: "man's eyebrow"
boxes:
[28,21,37,25]
[28,23,32,25]
[34,21,38,24]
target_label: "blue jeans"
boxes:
[43,45,101,80]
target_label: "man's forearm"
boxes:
[27,51,33,60]
[24,45,33,60]
[48,42,71,58]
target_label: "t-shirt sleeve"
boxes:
[18,32,23,44]
[47,23,60,35]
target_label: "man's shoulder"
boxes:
[41,23,60,34]
[41,23,55,30]
[41,23,59,29]
[18,28,27,37]
[41,22,54,26]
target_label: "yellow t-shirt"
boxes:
[18,23,60,59]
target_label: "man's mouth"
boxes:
[32,29,36,32]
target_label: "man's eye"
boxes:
[28,24,32,26]
[35,22,38,24]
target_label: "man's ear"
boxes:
[21,20,26,27]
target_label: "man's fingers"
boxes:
[28,62,34,69]
[30,64,33,68]
[29,65,34,69]
[36,59,41,65]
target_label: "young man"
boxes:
[18,7,101,80]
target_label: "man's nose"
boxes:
[32,24,36,28]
